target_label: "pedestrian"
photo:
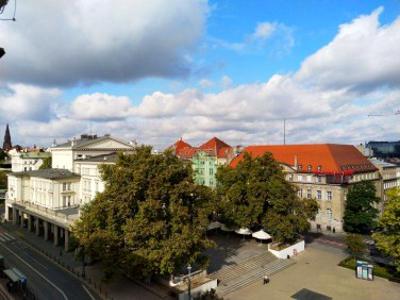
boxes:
[263,274,270,285]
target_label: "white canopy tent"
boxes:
[207,221,222,230]
[220,224,234,232]
[251,229,272,240]
[235,228,252,235]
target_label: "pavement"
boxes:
[226,242,400,300]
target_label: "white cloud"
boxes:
[252,22,277,40]
[0,84,61,122]
[0,0,208,86]
[70,93,133,121]
[297,7,400,91]
[3,7,400,149]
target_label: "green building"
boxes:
[172,137,234,188]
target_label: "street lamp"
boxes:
[187,264,192,300]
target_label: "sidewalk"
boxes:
[1,222,172,300]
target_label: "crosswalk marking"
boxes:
[0,232,15,242]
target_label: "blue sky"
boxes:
[63,0,400,102]
[1,0,400,148]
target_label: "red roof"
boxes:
[230,144,377,175]
[169,137,232,159]
[199,137,232,158]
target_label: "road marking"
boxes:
[25,252,49,270]
[0,236,6,242]
[82,284,96,300]
[0,243,68,300]
[3,232,15,240]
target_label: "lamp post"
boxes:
[187,264,192,300]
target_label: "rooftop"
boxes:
[11,168,80,180]
[52,134,133,150]
[171,137,232,159]
[230,144,377,175]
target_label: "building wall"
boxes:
[7,174,80,209]
[10,151,48,172]
[192,151,217,188]
[52,150,74,171]
[285,169,380,232]
[74,162,107,205]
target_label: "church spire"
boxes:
[2,124,12,151]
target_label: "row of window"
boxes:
[298,188,332,200]
[288,174,323,183]
[194,167,214,175]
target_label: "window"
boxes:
[298,189,303,198]
[298,164,302,171]
[297,175,303,182]
[316,176,322,183]
[307,175,312,182]
[209,168,214,175]
[307,188,312,199]
[209,179,214,186]
[307,165,312,172]
[327,191,332,201]
[317,165,322,172]
[63,183,67,191]
[326,208,332,220]
[317,190,322,200]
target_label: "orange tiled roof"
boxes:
[230,144,377,175]
[199,137,232,158]
[169,137,233,159]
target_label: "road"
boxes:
[0,226,97,300]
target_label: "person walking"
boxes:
[263,274,270,285]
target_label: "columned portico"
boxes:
[54,225,59,246]
[27,215,32,232]
[64,229,69,251]
[35,217,40,236]
[44,221,49,241]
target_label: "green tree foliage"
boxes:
[216,152,318,244]
[73,146,214,280]
[343,181,380,234]
[373,189,400,272]
[345,234,366,258]
[39,156,52,170]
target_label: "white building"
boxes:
[5,134,134,250]
[9,149,51,172]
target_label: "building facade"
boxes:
[9,149,51,172]
[369,158,400,204]
[230,144,381,233]
[171,137,235,188]
[5,134,134,250]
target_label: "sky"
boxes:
[0,0,400,149]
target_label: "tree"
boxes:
[39,156,52,170]
[73,146,214,280]
[345,234,366,258]
[343,181,380,234]
[373,189,400,272]
[216,152,318,244]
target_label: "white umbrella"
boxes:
[235,228,252,235]
[221,223,234,232]
[252,229,272,240]
[207,221,222,230]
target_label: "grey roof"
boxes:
[20,152,51,159]
[52,134,133,150]
[11,168,80,180]
[369,158,397,168]
[75,152,118,163]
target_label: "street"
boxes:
[0,225,96,300]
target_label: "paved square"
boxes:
[226,242,400,300]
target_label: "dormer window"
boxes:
[317,165,322,172]
[298,164,302,171]
[307,165,312,172]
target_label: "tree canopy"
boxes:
[373,188,400,272]
[343,181,380,234]
[73,146,214,280]
[216,152,318,244]
[0,171,7,189]
[39,156,52,170]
